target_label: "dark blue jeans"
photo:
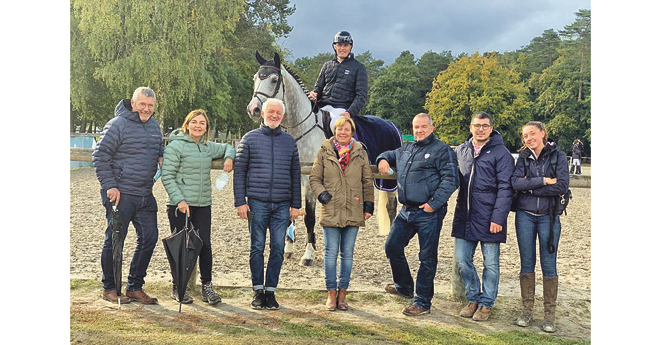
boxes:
[100,190,159,292]
[385,205,447,310]
[515,211,561,277]
[248,199,290,292]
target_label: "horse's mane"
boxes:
[282,63,315,104]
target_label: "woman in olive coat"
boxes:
[309,117,374,311]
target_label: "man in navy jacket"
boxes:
[452,112,515,321]
[93,86,163,305]
[377,113,459,316]
[234,98,301,311]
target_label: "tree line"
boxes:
[70,2,590,155]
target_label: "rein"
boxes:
[254,64,324,142]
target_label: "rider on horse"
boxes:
[309,31,369,134]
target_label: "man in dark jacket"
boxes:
[376,113,459,316]
[309,31,368,131]
[234,98,302,311]
[570,138,583,174]
[452,112,515,321]
[93,86,164,305]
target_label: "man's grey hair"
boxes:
[413,113,433,126]
[263,98,285,114]
[132,87,156,102]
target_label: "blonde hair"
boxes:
[181,109,210,144]
[333,117,356,135]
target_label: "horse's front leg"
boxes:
[300,190,316,266]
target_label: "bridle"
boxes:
[252,64,324,142]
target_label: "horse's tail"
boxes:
[377,190,390,235]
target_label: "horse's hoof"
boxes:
[284,252,293,259]
[300,259,312,266]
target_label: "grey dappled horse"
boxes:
[246,51,400,266]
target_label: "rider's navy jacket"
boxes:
[313,53,368,117]
[233,124,302,209]
[93,99,164,196]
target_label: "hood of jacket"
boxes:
[115,99,156,123]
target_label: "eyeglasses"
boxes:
[471,123,492,130]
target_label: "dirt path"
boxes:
[70,168,591,341]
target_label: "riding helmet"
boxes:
[333,31,353,45]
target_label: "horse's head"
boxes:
[247,51,284,122]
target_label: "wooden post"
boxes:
[451,238,466,301]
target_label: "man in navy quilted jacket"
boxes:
[93,87,164,305]
[452,112,515,321]
[234,98,302,310]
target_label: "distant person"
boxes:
[570,139,583,175]
[93,86,163,305]
[376,113,459,316]
[309,31,368,131]
[161,109,235,305]
[452,112,515,321]
[511,121,569,333]
[309,117,374,311]
[233,98,302,310]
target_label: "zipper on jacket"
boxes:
[269,134,274,201]
[197,143,203,206]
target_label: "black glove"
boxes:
[318,191,332,204]
[363,201,374,215]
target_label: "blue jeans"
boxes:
[100,190,159,292]
[248,199,290,292]
[515,211,561,277]
[384,205,447,310]
[455,238,501,309]
[323,226,359,290]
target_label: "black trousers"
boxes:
[167,205,213,285]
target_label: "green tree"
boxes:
[531,9,591,153]
[425,52,532,148]
[71,0,244,125]
[366,51,423,132]
[417,50,453,101]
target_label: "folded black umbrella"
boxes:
[110,205,125,309]
[162,215,203,313]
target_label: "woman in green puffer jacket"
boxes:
[162,109,235,305]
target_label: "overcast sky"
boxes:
[278,0,591,64]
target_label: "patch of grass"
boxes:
[290,289,326,303]
[351,292,385,304]
[70,279,100,290]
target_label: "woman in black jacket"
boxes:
[511,121,569,333]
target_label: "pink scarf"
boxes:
[332,138,352,174]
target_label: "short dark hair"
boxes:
[471,112,492,125]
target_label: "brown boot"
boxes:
[472,306,491,321]
[126,289,158,304]
[102,290,130,304]
[516,273,535,327]
[459,302,478,318]
[542,276,558,333]
[337,289,349,311]
[325,290,337,311]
